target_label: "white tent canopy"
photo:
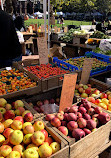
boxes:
[56,12,63,15]
[34,11,43,15]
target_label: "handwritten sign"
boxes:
[37,37,49,64]
[41,25,45,32]
[80,58,93,85]
[59,73,77,111]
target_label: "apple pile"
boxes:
[26,63,70,79]
[45,99,110,141]
[0,98,34,123]
[0,68,36,95]
[31,98,60,113]
[88,91,111,111]
[75,83,101,98]
[0,120,60,157]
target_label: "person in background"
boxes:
[92,19,97,25]
[14,14,26,32]
[108,20,111,30]
[0,1,22,68]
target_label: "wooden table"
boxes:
[21,32,36,41]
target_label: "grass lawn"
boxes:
[25,19,92,27]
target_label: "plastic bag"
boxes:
[16,31,24,43]
[99,39,111,52]
[40,103,59,114]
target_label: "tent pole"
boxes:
[43,0,47,38]
[48,0,50,54]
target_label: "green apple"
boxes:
[9,130,23,145]
[14,100,24,109]
[0,108,6,115]
[23,134,32,145]
[23,148,39,158]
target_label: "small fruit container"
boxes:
[0,62,41,99]
[17,59,72,92]
[74,78,110,103]
[88,88,111,114]
[44,99,111,158]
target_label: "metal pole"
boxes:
[43,0,47,38]
[48,0,50,54]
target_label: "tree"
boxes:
[96,0,111,14]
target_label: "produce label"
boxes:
[37,37,49,65]
[59,73,77,111]
[80,58,93,85]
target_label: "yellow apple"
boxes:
[14,100,24,109]
[38,143,52,157]
[7,151,21,158]
[9,130,23,145]
[0,134,5,145]
[11,120,22,130]
[0,98,7,107]
[101,98,109,105]
[0,145,12,157]
[23,148,39,158]
[31,131,45,146]
[33,121,44,131]
[50,142,60,154]
[98,103,107,110]
[23,122,32,130]
[23,134,32,145]
[26,144,37,149]
[13,145,24,156]
[0,108,6,115]
[3,119,13,129]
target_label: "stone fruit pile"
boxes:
[29,98,60,113]
[45,99,110,141]
[0,99,60,157]
[0,69,36,95]
[65,57,109,69]
[75,83,100,98]
[89,91,111,111]
[26,63,69,79]
[0,120,60,157]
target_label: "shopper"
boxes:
[0,2,22,68]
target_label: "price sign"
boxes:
[37,37,49,65]
[59,73,77,111]
[80,58,93,85]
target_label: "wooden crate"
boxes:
[43,102,111,158]
[18,59,72,92]
[32,119,69,158]
[0,62,41,99]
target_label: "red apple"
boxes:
[58,126,68,136]
[77,112,82,119]
[93,89,100,95]
[67,121,78,131]
[69,106,78,113]
[87,119,96,130]
[45,114,55,121]
[67,113,77,121]
[45,137,53,145]
[97,113,110,124]
[78,87,84,93]
[100,93,107,99]
[56,113,64,121]
[83,128,91,135]
[83,113,91,120]
[94,107,102,114]
[64,107,70,113]
[88,108,95,116]
[72,128,85,140]
[51,117,61,128]
[3,128,13,138]
[87,97,95,103]
[41,129,48,139]
[4,110,15,120]
[78,107,87,115]
[83,102,91,110]
[24,112,33,122]
[77,118,87,128]
[63,113,68,121]
[17,107,25,115]
[92,117,99,126]
[14,116,24,124]
[85,87,91,95]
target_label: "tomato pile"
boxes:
[26,63,70,79]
